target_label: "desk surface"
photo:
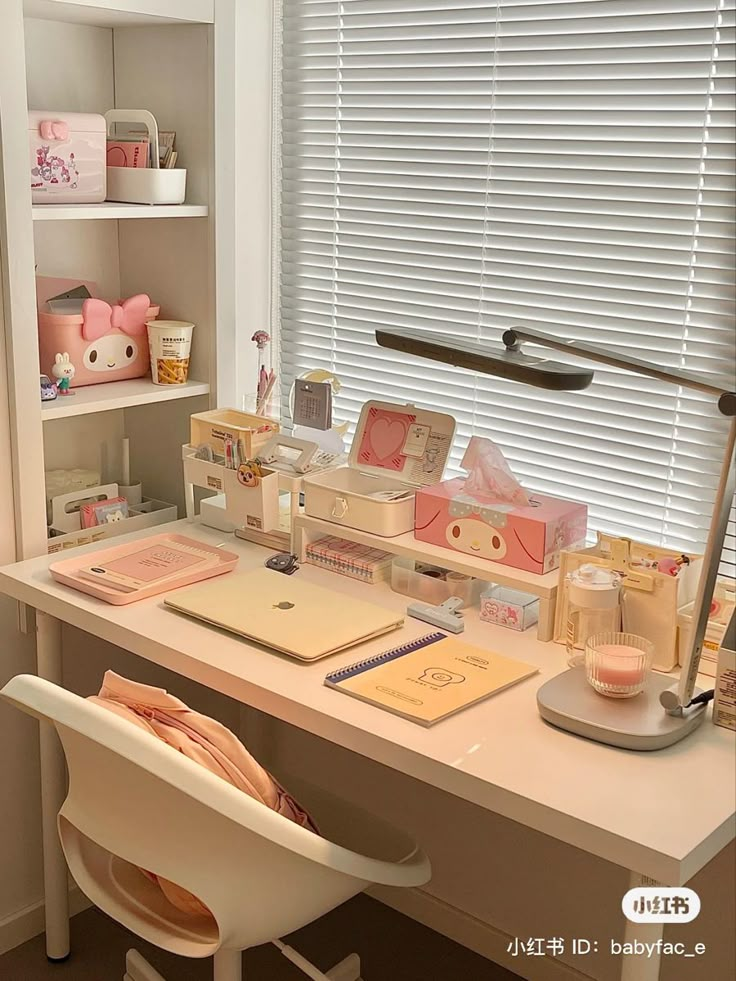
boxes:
[2,519,734,885]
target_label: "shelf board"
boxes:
[293,514,560,598]
[23,0,214,27]
[41,378,210,420]
[32,202,208,221]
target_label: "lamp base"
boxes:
[537,669,707,751]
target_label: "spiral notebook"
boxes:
[324,632,538,726]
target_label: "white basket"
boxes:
[104,108,186,205]
[106,166,186,205]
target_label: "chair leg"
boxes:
[326,953,362,981]
[125,948,168,981]
[214,948,242,981]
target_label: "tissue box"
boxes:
[415,477,587,575]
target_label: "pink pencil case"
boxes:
[49,533,239,605]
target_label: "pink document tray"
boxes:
[49,533,239,605]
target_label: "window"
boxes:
[277,0,736,571]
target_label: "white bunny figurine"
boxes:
[51,352,76,395]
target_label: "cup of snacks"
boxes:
[146,320,194,385]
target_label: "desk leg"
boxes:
[36,611,70,962]
[619,872,663,981]
[537,591,556,642]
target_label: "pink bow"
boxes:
[82,295,150,342]
[39,119,69,141]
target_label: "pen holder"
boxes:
[222,465,279,535]
[118,481,142,506]
[182,445,281,535]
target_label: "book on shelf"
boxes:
[305,535,393,584]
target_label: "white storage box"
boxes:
[47,498,177,554]
[29,110,106,204]
[302,400,455,537]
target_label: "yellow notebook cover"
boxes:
[325,631,538,726]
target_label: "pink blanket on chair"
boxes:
[90,670,318,915]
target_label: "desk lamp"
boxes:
[376,325,736,750]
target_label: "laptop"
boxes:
[164,568,404,661]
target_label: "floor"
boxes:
[0,896,522,980]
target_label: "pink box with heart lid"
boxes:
[302,400,456,537]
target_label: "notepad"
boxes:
[324,632,538,726]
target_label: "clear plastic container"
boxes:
[585,632,654,699]
[480,585,539,631]
[566,564,622,663]
[390,557,484,607]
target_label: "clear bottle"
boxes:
[566,564,622,666]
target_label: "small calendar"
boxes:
[293,379,332,430]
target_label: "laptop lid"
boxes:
[164,568,404,661]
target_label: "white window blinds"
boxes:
[278,0,736,570]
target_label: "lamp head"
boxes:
[374,327,595,392]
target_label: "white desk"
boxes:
[1,518,734,980]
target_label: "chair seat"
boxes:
[60,817,221,959]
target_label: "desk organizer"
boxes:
[391,556,484,607]
[36,276,159,387]
[302,400,455,537]
[29,110,106,204]
[190,408,279,459]
[677,580,735,677]
[182,445,280,536]
[105,109,186,205]
[480,585,540,631]
[47,498,177,554]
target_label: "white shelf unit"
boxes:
[293,515,560,642]
[40,377,211,419]
[32,202,208,220]
[0,0,236,558]
[23,0,215,27]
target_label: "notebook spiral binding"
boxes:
[326,631,445,682]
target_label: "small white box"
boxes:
[713,648,736,731]
[302,400,455,538]
[677,581,735,677]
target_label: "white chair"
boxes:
[1,675,431,981]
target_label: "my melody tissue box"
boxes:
[414,438,587,574]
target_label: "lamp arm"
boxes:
[503,327,736,413]
[504,326,736,714]
[664,416,736,712]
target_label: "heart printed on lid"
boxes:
[357,406,418,472]
[369,417,407,462]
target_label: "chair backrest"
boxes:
[2,675,430,956]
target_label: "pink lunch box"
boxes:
[37,277,159,388]
[29,110,106,204]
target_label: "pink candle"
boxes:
[591,643,647,688]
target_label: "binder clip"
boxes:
[407,596,465,634]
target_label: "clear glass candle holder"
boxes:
[584,632,654,699]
